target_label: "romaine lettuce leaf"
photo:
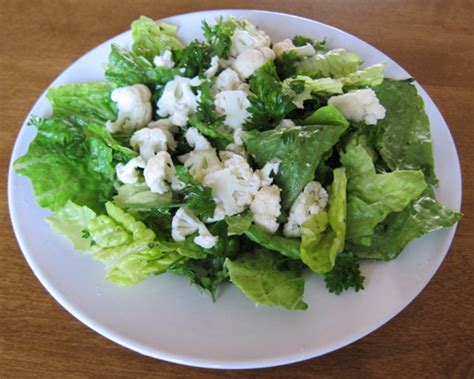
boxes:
[301,168,347,274]
[224,210,254,236]
[341,145,427,246]
[244,225,301,259]
[340,63,385,89]
[296,48,362,78]
[14,117,115,212]
[225,249,307,310]
[374,79,437,184]
[131,16,183,62]
[283,76,343,108]
[350,189,461,260]
[46,81,117,124]
[243,106,349,209]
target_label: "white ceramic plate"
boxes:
[8,9,462,369]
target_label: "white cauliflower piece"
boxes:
[171,207,218,249]
[143,151,176,194]
[153,50,175,68]
[203,152,260,217]
[106,84,152,133]
[328,88,386,125]
[250,185,282,234]
[257,158,281,186]
[130,126,176,161]
[214,90,250,130]
[276,119,296,130]
[283,181,329,238]
[272,38,316,57]
[179,128,223,181]
[230,21,272,57]
[232,47,275,79]
[205,56,220,78]
[156,76,201,126]
[214,68,250,93]
[115,156,146,184]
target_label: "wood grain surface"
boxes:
[1,0,473,377]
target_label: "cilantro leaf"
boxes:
[275,51,299,80]
[175,165,216,218]
[324,252,365,295]
[245,61,295,131]
[174,40,213,78]
[292,35,313,47]
[202,19,234,58]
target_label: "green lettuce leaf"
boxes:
[374,79,437,184]
[341,145,427,246]
[48,201,97,251]
[14,117,115,212]
[244,225,301,259]
[105,43,178,88]
[224,210,254,236]
[131,16,183,62]
[296,48,362,78]
[350,189,461,260]
[245,60,295,131]
[114,182,175,211]
[46,81,117,124]
[283,76,343,108]
[301,168,347,274]
[225,250,307,310]
[243,106,349,209]
[340,63,385,89]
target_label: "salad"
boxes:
[14,16,461,310]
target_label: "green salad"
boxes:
[14,16,461,310]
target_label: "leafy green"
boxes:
[105,44,178,88]
[245,60,295,131]
[243,106,349,209]
[340,63,385,89]
[225,250,307,310]
[292,35,313,47]
[46,81,117,124]
[14,117,115,212]
[174,40,214,78]
[283,76,343,108]
[131,16,183,62]
[296,48,362,78]
[114,182,175,211]
[301,168,347,274]
[324,252,365,294]
[244,225,301,259]
[48,201,97,250]
[341,145,427,246]
[201,19,235,58]
[351,189,461,260]
[175,166,216,219]
[275,51,299,80]
[224,210,254,236]
[374,79,437,184]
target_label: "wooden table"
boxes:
[1,1,473,377]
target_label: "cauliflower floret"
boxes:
[230,21,272,57]
[130,126,176,161]
[115,156,146,184]
[272,38,316,57]
[106,84,152,133]
[276,119,296,130]
[204,56,220,78]
[184,127,211,150]
[153,50,175,68]
[214,90,250,131]
[156,76,201,126]
[143,151,176,194]
[328,88,386,125]
[171,207,218,249]
[179,128,222,181]
[232,47,275,79]
[214,68,250,93]
[250,185,282,234]
[257,158,281,186]
[283,181,329,238]
[203,152,260,217]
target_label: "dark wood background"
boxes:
[1,0,473,377]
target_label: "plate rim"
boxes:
[7,9,462,369]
